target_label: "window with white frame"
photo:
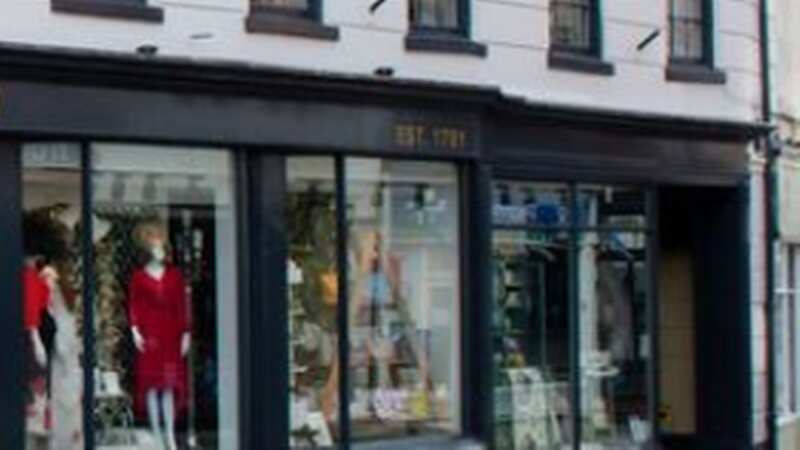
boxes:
[776,244,800,417]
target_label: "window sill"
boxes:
[405,32,487,58]
[666,63,727,85]
[548,50,615,76]
[245,12,339,41]
[51,0,164,23]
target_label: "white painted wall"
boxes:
[0,0,762,123]
[775,0,800,123]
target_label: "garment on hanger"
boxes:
[24,266,49,329]
[128,266,189,417]
[49,278,83,450]
[23,266,50,436]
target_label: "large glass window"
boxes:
[492,182,574,450]
[21,143,239,450]
[287,157,340,448]
[21,143,83,450]
[776,244,800,417]
[90,144,239,450]
[492,181,652,450]
[346,159,461,441]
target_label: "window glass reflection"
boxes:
[492,231,574,450]
[21,143,84,450]
[91,144,239,450]
[578,231,650,449]
[492,182,571,228]
[577,186,646,228]
[346,159,461,441]
[287,157,340,448]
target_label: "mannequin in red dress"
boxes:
[129,224,191,450]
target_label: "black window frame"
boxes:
[409,0,469,38]
[667,0,713,66]
[250,0,320,21]
[549,0,601,57]
[51,0,164,23]
[245,0,339,41]
[665,0,726,84]
[547,0,614,76]
[405,0,487,57]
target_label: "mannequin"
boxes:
[129,224,190,450]
[45,265,84,450]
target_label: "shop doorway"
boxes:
[657,186,751,450]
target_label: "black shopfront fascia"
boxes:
[0,43,766,450]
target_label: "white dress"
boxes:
[49,283,84,450]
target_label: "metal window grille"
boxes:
[669,0,706,63]
[550,0,595,53]
[409,0,461,32]
[251,0,313,18]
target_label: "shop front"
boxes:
[0,44,764,450]
[486,113,761,450]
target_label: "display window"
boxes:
[491,181,652,450]
[345,159,461,441]
[21,143,239,450]
[286,157,463,446]
[21,143,83,450]
[287,157,341,448]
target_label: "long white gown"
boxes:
[49,282,84,450]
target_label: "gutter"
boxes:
[760,1,780,450]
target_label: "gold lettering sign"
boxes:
[394,123,468,151]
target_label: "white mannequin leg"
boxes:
[147,389,164,447]
[162,389,177,450]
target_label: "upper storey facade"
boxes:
[0,0,763,123]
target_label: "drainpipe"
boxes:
[760,1,780,450]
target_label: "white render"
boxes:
[0,0,763,123]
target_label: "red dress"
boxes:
[128,266,190,416]
[24,266,49,330]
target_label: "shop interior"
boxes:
[657,186,751,450]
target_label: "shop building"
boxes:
[0,2,770,450]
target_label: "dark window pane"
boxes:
[669,0,706,62]
[579,232,651,449]
[577,186,646,229]
[252,0,310,12]
[410,0,460,30]
[287,157,341,448]
[492,230,575,450]
[21,143,83,450]
[492,182,571,228]
[550,0,594,51]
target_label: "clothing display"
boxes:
[49,278,84,450]
[24,266,50,438]
[128,266,190,417]
[24,266,50,330]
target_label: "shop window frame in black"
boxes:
[250,0,320,21]
[549,0,601,57]
[488,180,658,450]
[328,155,473,448]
